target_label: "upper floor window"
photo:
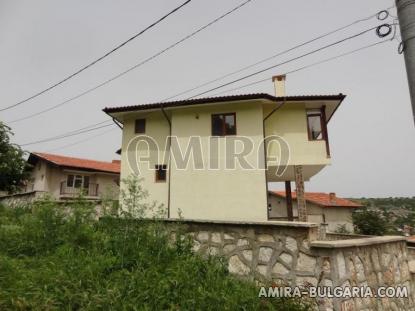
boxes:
[211,113,236,136]
[67,174,89,189]
[306,107,330,156]
[135,119,146,133]
[306,110,324,140]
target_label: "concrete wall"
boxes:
[167,219,413,311]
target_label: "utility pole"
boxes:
[396,0,415,126]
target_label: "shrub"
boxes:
[352,209,390,236]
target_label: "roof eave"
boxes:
[102,93,346,121]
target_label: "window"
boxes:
[67,174,74,187]
[66,174,89,189]
[83,176,90,189]
[306,110,323,140]
[155,165,167,182]
[306,107,330,156]
[211,113,236,136]
[135,119,146,133]
[74,175,83,188]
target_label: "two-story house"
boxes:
[26,152,120,201]
[103,75,345,222]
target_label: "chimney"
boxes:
[329,192,336,203]
[272,74,286,96]
[112,160,121,164]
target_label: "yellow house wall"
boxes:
[120,111,169,213]
[169,101,268,221]
[263,103,330,166]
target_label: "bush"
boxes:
[0,178,312,310]
[352,209,390,236]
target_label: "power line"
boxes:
[7,0,254,124]
[0,0,192,112]
[44,119,112,138]
[188,24,389,99]
[210,39,391,96]
[160,6,397,101]
[20,122,114,146]
[22,41,392,151]
[23,41,392,150]
[45,127,117,153]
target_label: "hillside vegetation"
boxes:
[0,184,311,310]
[352,197,415,235]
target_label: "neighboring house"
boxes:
[103,75,346,222]
[25,152,120,200]
[268,191,362,232]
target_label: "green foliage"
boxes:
[353,197,415,235]
[0,122,30,193]
[0,178,311,310]
[352,209,390,236]
[334,224,351,234]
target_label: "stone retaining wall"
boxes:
[0,191,47,206]
[167,219,414,311]
[326,232,373,241]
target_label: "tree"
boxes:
[352,209,389,236]
[0,122,30,193]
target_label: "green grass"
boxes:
[0,199,311,310]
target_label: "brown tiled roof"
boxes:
[269,191,362,208]
[103,93,345,114]
[29,152,120,174]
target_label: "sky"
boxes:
[0,0,414,198]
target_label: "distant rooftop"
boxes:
[28,152,120,174]
[269,191,362,208]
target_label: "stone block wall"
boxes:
[167,219,415,311]
[312,238,412,310]
[0,191,47,207]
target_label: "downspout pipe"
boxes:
[160,104,172,218]
[112,117,123,129]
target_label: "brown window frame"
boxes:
[211,112,237,136]
[306,112,324,141]
[306,106,330,156]
[155,164,167,183]
[135,119,146,134]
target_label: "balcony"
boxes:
[60,182,99,198]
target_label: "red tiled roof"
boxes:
[269,191,362,208]
[29,152,120,174]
